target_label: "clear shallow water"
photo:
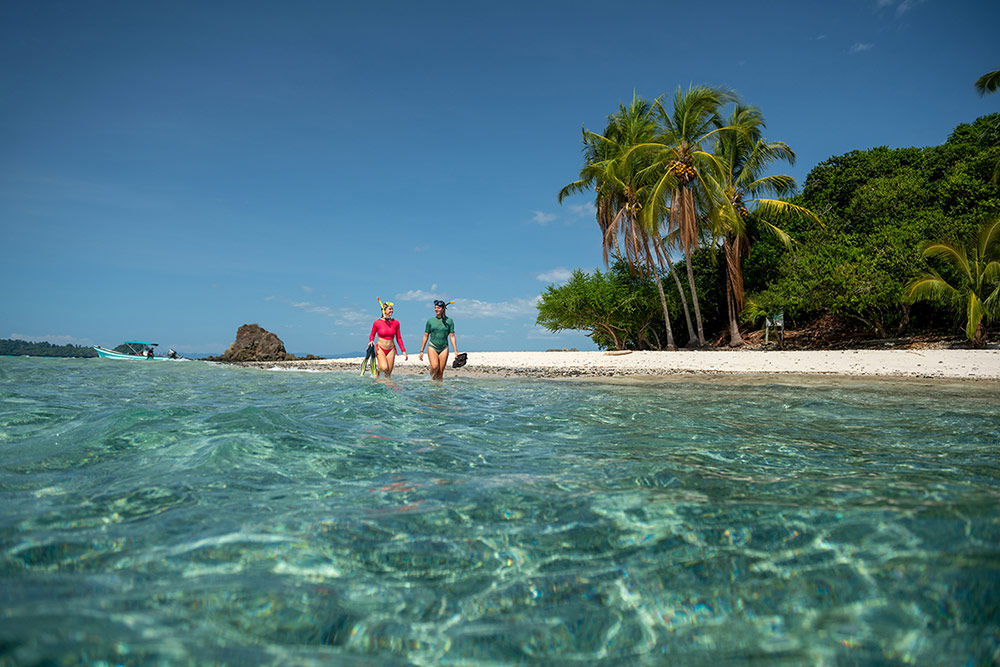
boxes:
[1,357,998,665]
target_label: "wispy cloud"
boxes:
[536,267,573,284]
[11,333,93,345]
[281,299,368,327]
[875,0,921,17]
[532,211,557,226]
[568,202,595,219]
[452,296,539,319]
[395,285,440,302]
[290,301,336,316]
[849,42,874,54]
[301,285,314,293]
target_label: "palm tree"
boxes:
[632,85,738,347]
[702,105,820,346]
[907,218,1000,347]
[559,97,677,349]
[974,68,1000,183]
[975,68,1000,96]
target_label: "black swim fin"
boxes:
[361,343,375,375]
[452,353,468,369]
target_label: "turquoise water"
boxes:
[1,356,998,665]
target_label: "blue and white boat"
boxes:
[94,341,177,361]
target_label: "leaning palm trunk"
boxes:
[654,275,676,350]
[684,248,705,346]
[724,234,744,346]
[672,187,705,346]
[662,252,695,344]
[643,220,676,350]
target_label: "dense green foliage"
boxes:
[906,218,1000,347]
[747,114,1000,338]
[0,339,98,358]
[536,259,723,350]
[548,113,1000,347]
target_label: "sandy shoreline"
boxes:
[232,349,1000,381]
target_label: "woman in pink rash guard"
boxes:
[369,301,407,378]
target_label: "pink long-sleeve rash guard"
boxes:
[369,318,406,354]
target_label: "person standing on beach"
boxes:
[419,300,458,381]
[369,301,407,378]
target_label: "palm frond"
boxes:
[906,275,958,302]
[746,174,798,199]
[921,242,973,283]
[966,292,986,341]
[753,199,821,226]
[978,217,1000,258]
[975,68,1000,96]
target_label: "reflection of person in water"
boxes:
[419,300,458,381]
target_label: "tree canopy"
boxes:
[0,339,98,358]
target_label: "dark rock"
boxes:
[207,323,294,362]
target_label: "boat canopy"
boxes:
[124,341,158,346]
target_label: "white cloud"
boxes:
[873,0,921,18]
[452,296,540,319]
[334,309,369,327]
[285,300,368,327]
[301,285,314,293]
[849,42,874,54]
[536,267,573,284]
[532,211,557,225]
[11,333,92,345]
[395,289,441,302]
[290,301,336,316]
[568,202,595,219]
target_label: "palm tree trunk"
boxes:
[724,237,743,347]
[725,272,743,347]
[655,275,676,350]
[674,186,704,347]
[664,255,695,344]
[684,245,705,346]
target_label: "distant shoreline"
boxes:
[227,349,1000,382]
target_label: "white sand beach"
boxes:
[240,348,1000,381]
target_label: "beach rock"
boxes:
[213,323,294,362]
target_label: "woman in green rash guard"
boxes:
[419,300,458,381]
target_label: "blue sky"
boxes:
[2,0,997,356]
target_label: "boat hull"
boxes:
[94,346,170,361]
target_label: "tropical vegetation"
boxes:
[543,95,1000,349]
[907,218,1000,347]
[0,339,98,357]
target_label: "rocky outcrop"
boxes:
[207,323,295,362]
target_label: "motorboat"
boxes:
[93,341,179,361]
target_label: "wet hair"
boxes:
[434,299,448,322]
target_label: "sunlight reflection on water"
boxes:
[1,357,998,664]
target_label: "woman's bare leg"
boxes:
[377,347,396,378]
[428,347,449,380]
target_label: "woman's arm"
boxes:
[395,323,408,358]
[419,332,429,360]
